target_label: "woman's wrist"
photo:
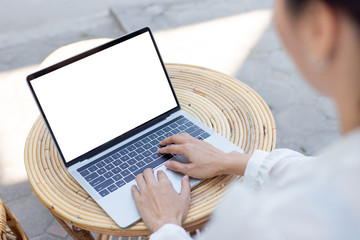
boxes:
[220,151,251,176]
[152,218,182,233]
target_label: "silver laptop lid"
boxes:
[27,27,180,167]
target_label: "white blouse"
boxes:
[150,128,360,240]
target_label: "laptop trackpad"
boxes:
[97,164,200,228]
[161,165,202,193]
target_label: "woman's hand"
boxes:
[131,168,191,233]
[158,133,250,179]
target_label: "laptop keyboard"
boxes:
[77,115,210,197]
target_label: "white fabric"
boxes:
[150,128,360,240]
[150,224,191,240]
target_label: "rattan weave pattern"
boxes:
[0,200,5,240]
[0,199,28,240]
[24,63,276,237]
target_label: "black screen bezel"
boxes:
[27,27,180,167]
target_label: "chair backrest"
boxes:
[0,199,28,240]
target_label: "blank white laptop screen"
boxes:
[31,32,178,162]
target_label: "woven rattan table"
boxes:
[24,39,276,240]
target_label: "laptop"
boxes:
[26,27,243,228]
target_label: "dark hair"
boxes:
[286,0,360,28]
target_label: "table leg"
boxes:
[72,226,95,240]
[51,214,94,240]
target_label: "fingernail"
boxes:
[183,175,189,180]
[165,161,171,168]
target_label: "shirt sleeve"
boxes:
[150,224,193,240]
[243,149,315,191]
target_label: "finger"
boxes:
[159,134,186,146]
[158,144,188,155]
[143,168,157,185]
[131,185,141,202]
[160,133,196,146]
[157,170,170,183]
[180,175,191,201]
[178,132,193,138]
[165,161,190,175]
[135,173,146,192]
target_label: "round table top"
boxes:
[24,39,276,236]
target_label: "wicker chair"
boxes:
[0,199,28,240]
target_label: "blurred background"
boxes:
[0,0,339,239]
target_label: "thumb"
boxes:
[165,160,190,175]
[180,175,191,201]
